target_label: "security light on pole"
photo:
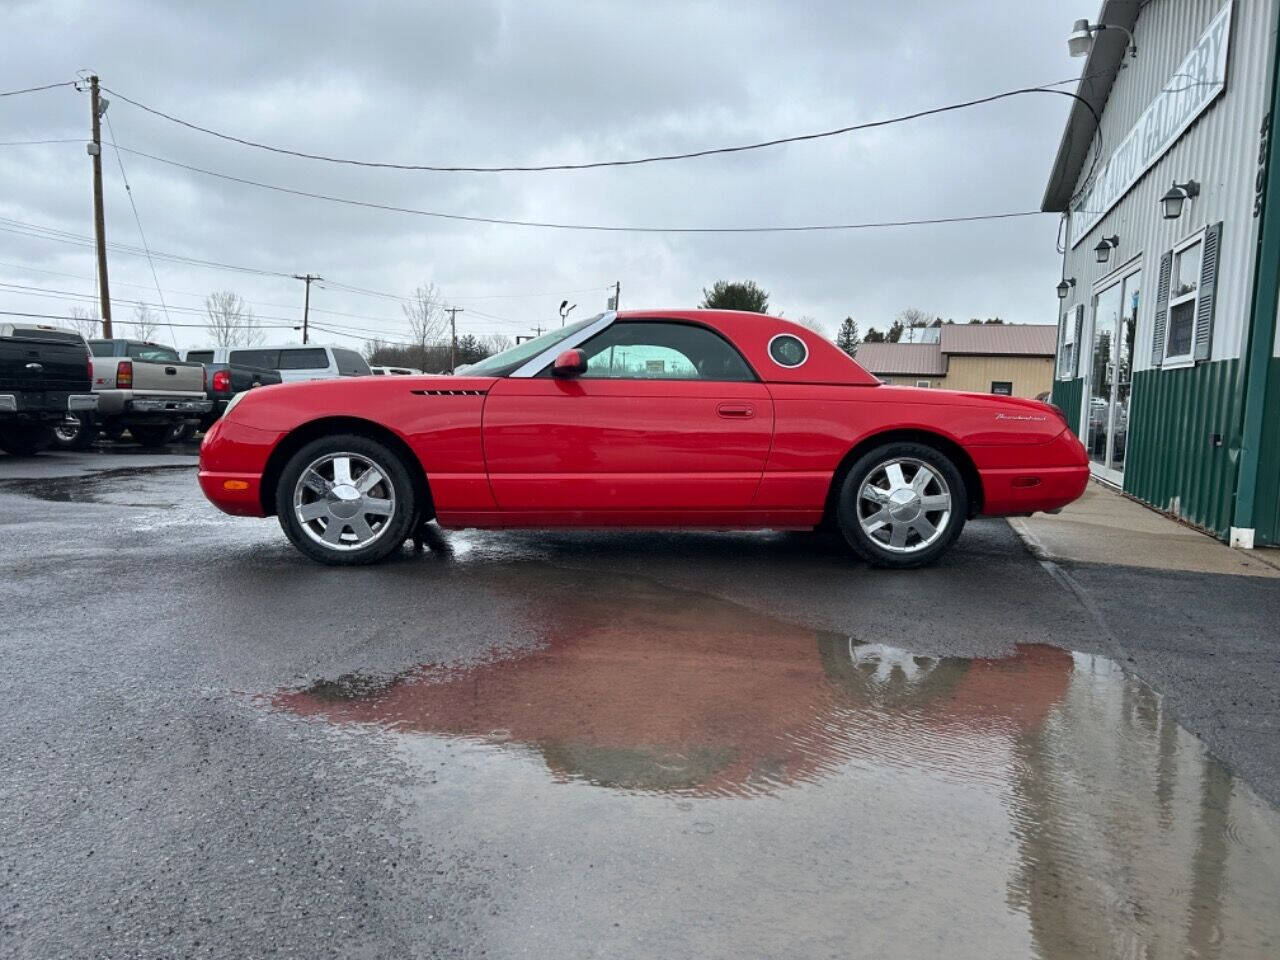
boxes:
[1068,19,1137,59]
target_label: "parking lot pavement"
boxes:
[2,454,1278,959]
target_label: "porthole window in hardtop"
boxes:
[768,334,808,368]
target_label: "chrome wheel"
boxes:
[856,457,952,555]
[53,415,81,443]
[292,452,397,552]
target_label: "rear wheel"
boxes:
[276,434,417,566]
[0,423,54,456]
[52,413,98,450]
[130,424,173,448]
[836,442,967,569]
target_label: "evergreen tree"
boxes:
[836,317,860,355]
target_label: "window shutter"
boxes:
[1193,221,1223,362]
[1151,250,1173,367]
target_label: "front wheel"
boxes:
[836,442,967,569]
[275,434,418,566]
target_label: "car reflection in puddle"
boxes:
[269,578,1280,959]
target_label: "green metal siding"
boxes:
[1051,378,1084,435]
[1254,357,1280,546]
[1124,359,1245,538]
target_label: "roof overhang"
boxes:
[1041,0,1140,213]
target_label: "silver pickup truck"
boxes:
[56,339,211,448]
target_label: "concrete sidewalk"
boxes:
[1008,480,1280,578]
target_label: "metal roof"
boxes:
[852,343,948,376]
[1041,0,1138,212]
[938,323,1058,356]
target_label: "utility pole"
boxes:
[292,274,321,344]
[610,280,621,311]
[444,306,464,372]
[87,75,113,337]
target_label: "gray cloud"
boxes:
[2,0,1081,347]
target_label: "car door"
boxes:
[483,319,774,515]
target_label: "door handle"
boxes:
[165,366,177,375]
[717,402,754,418]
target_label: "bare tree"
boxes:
[68,306,100,339]
[896,307,934,328]
[484,333,514,353]
[132,303,160,341]
[204,290,263,347]
[402,283,447,370]
[794,315,830,339]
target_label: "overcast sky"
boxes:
[1,0,1083,350]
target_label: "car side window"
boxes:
[333,348,371,376]
[229,349,279,369]
[277,348,330,370]
[566,321,756,381]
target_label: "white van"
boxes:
[183,345,371,382]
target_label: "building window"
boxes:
[915,380,931,388]
[991,381,1013,395]
[1058,304,1082,379]
[1164,231,1203,364]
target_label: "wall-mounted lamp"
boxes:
[1160,180,1200,220]
[1056,278,1076,300]
[1068,19,1137,59]
[1094,235,1120,265]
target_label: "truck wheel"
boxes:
[52,414,99,450]
[130,424,173,448]
[835,442,967,569]
[0,423,54,456]
[276,434,418,566]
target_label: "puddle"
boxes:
[267,577,1280,958]
[0,465,191,506]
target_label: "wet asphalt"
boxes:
[1,447,1278,959]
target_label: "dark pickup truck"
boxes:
[0,323,98,455]
[181,348,282,430]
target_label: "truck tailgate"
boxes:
[0,328,90,392]
[130,359,205,394]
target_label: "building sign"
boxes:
[1069,1,1233,247]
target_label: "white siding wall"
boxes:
[1059,0,1274,371]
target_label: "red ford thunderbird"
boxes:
[198,309,1089,567]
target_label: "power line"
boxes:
[110,141,1045,233]
[0,80,76,98]
[101,77,1090,173]
[0,138,83,146]
[0,308,293,330]
[104,113,176,341]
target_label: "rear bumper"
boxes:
[978,429,1090,516]
[95,390,212,418]
[0,392,98,419]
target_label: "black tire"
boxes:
[0,423,54,456]
[835,441,967,569]
[275,433,418,566]
[51,413,99,450]
[129,424,174,448]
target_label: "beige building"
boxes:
[853,324,1057,398]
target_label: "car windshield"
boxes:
[462,314,602,377]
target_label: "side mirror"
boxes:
[551,348,587,378]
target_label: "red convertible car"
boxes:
[198,309,1089,568]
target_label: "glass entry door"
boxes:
[1086,269,1140,477]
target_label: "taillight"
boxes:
[116,360,133,389]
[85,348,93,382]
[212,369,231,392]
